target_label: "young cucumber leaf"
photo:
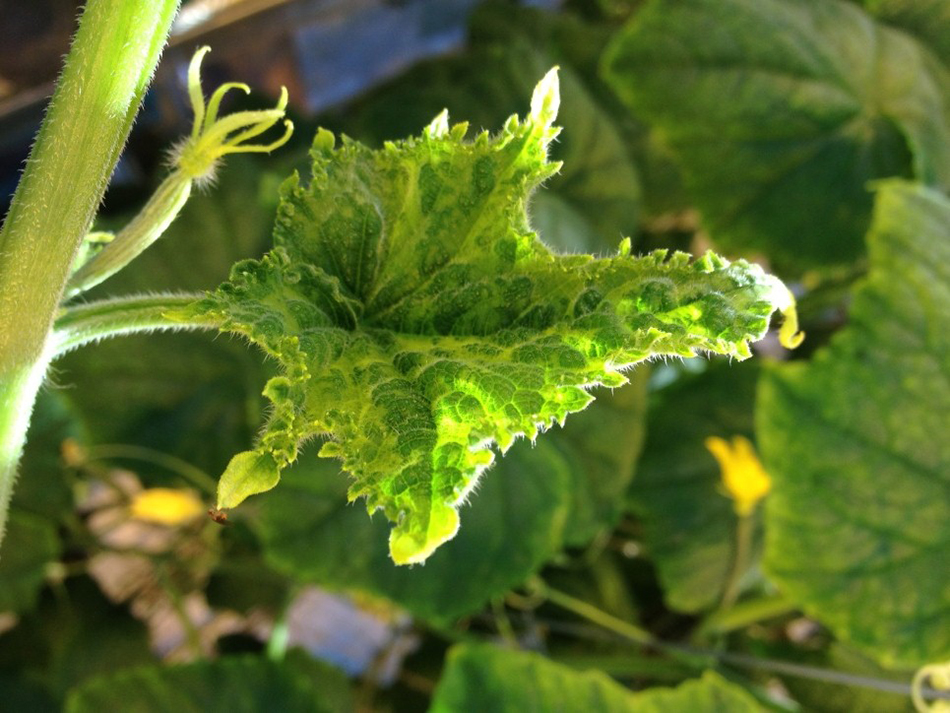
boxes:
[430,644,763,712]
[759,181,950,668]
[177,70,798,564]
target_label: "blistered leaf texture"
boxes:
[183,71,794,564]
[603,0,950,268]
[759,182,950,668]
[430,644,762,712]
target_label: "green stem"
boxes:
[83,444,218,495]
[534,579,950,703]
[52,293,208,356]
[698,594,798,638]
[66,171,193,298]
[0,0,180,543]
[528,578,655,648]
[720,513,753,610]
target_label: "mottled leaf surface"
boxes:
[183,74,794,564]
[258,438,570,624]
[603,0,950,268]
[430,644,762,712]
[339,2,643,251]
[630,363,762,613]
[759,181,950,667]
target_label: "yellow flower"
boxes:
[705,435,771,517]
[129,488,204,526]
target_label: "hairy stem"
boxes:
[52,293,208,356]
[0,0,179,543]
[66,172,192,298]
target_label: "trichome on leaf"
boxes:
[172,69,801,565]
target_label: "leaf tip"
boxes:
[216,450,281,510]
[389,506,461,566]
[530,66,560,127]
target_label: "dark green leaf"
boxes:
[258,438,571,625]
[0,511,60,613]
[864,0,950,66]
[629,362,762,613]
[429,643,763,711]
[557,372,649,546]
[64,655,347,713]
[603,0,950,268]
[759,181,950,667]
[13,391,81,522]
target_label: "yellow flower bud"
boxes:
[704,435,771,517]
[129,488,204,526]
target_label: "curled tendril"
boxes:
[175,46,294,181]
[913,662,950,712]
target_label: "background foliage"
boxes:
[0,0,947,710]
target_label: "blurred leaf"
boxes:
[0,578,156,700]
[0,672,58,713]
[603,0,950,269]
[283,649,355,713]
[258,439,571,625]
[205,522,290,615]
[629,362,762,613]
[58,159,277,477]
[759,181,950,667]
[430,643,763,711]
[863,0,950,66]
[13,391,82,522]
[64,655,349,713]
[557,371,650,546]
[0,511,60,613]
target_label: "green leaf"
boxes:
[759,181,950,668]
[13,391,82,522]
[0,511,60,613]
[64,655,348,713]
[183,72,796,564]
[602,0,950,268]
[630,363,762,613]
[864,0,950,67]
[429,643,763,712]
[258,438,570,625]
[556,372,649,546]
